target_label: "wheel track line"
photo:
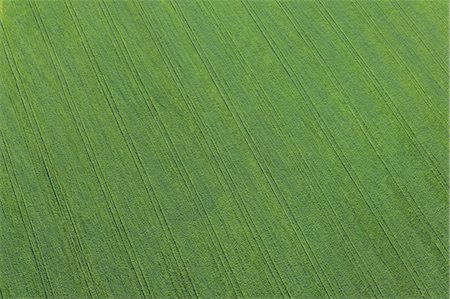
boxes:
[300,2,432,294]
[4,39,86,297]
[137,1,284,295]
[67,2,199,297]
[426,2,445,23]
[354,1,445,120]
[241,1,349,296]
[1,21,66,298]
[315,0,447,191]
[171,28,288,299]
[62,2,162,297]
[135,1,283,296]
[95,4,199,298]
[227,1,387,295]
[137,2,288,296]
[94,3,202,297]
[65,4,155,299]
[171,0,337,297]
[199,1,378,296]
[26,2,102,296]
[203,0,383,295]
[136,1,254,295]
[279,0,446,258]
[391,0,446,73]
[98,2,226,297]
[13,3,114,297]
[0,130,51,298]
[228,0,385,293]
[243,1,430,297]
[370,1,445,92]
[315,0,445,187]
[105,2,242,296]
[167,3,298,297]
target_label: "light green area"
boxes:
[0,0,448,298]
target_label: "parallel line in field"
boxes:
[27,2,101,297]
[200,1,378,296]
[100,3,210,297]
[65,7,157,299]
[371,2,445,92]
[108,2,244,296]
[100,1,224,296]
[166,1,294,296]
[92,4,190,297]
[426,2,445,23]
[93,2,202,297]
[279,0,446,258]
[132,4,260,297]
[100,2,221,297]
[1,21,70,298]
[133,2,284,296]
[197,1,316,296]
[391,0,445,73]
[315,1,428,292]
[0,130,52,298]
[170,1,339,297]
[62,2,158,297]
[137,1,289,296]
[248,1,430,295]
[242,2,355,296]
[315,0,446,188]
[272,3,395,296]
[1,1,446,297]
[354,1,445,120]
[250,2,386,296]
[141,1,282,293]
[245,1,436,296]
[199,0,384,296]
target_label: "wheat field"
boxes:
[0,0,447,298]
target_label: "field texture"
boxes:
[0,0,448,298]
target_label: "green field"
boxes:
[0,0,448,298]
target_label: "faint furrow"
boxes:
[199,0,378,296]
[426,2,445,23]
[93,5,198,297]
[95,2,212,298]
[200,1,384,296]
[351,1,446,251]
[100,2,243,297]
[282,1,436,296]
[354,1,444,120]
[222,1,382,295]
[170,0,338,297]
[0,130,52,298]
[315,0,446,187]
[240,2,345,296]
[243,1,430,297]
[132,3,246,297]
[1,21,67,299]
[26,2,102,297]
[62,2,161,297]
[3,42,75,298]
[391,0,446,73]
[134,2,284,296]
[279,0,446,258]
[370,1,445,92]
[135,2,290,296]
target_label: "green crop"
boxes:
[0,1,447,298]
